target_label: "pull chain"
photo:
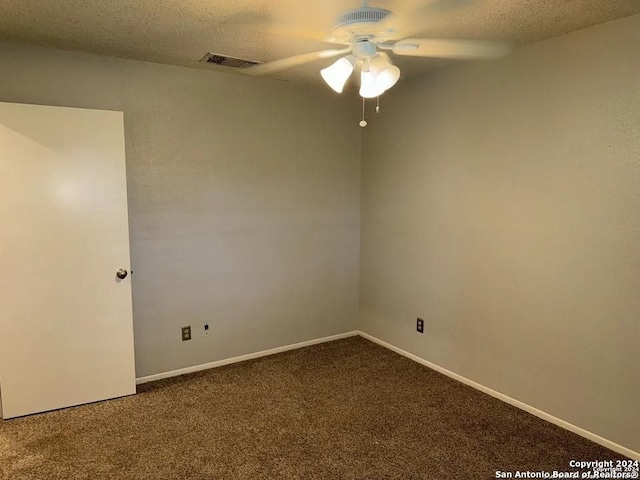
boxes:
[359,97,367,127]
[376,96,380,114]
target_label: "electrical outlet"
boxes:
[417,318,424,334]
[204,323,209,334]
[182,326,191,341]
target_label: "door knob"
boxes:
[116,268,128,280]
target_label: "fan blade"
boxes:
[392,38,511,60]
[243,47,352,76]
[380,0,473,41]
[267,25,350,44]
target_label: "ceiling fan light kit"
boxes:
[369,53,400,92]
[359,70,378,98]
[244,0,511,126]
[375,65,400,91]
[320,56,356,93]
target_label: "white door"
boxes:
[0,102,136,418]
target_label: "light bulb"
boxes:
[374,65,400,92]
[364,54,401,96]
[360,71,383,98]
[320,56,355,94]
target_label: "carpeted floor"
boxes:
[0,336,627,479]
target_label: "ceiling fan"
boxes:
[243,0,511,100]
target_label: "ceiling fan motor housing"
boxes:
[353,41,377,58]
[330,7,392,43]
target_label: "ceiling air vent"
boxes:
[336,7,391,28]
[199,52,262,69]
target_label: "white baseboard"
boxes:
[136,331,359,385]
[358,331,639,461]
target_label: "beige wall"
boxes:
[360,14,640,453]
[0,42,361,378]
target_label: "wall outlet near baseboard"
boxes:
[182,326,192,341]
[417,318,424,334]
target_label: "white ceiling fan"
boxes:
[244,0,511,99]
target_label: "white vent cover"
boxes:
[199,53,262,69]
[335,7,392,28]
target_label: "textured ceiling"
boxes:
[0,0,639,87]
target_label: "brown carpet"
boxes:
[0,336,627,479]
